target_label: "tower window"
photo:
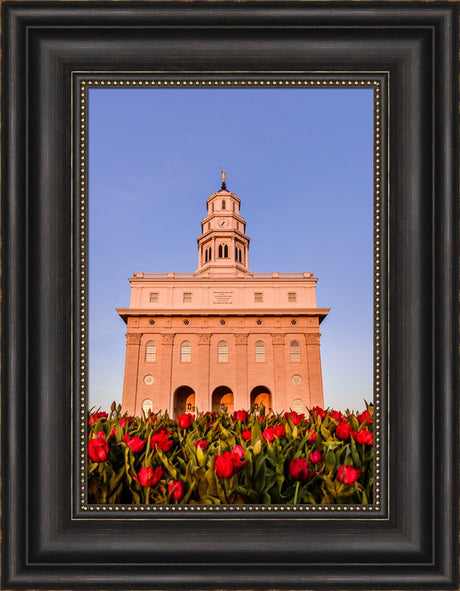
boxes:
[224,244,228,258]
[235,246,238,261]
[254,292,263,303]
[290,341,301,362]
[218,244,223,258]
[180,341,191,362]
[149,292,159,303]
[288,292,297,302]
[183,292,192,303]
[209,247,212,260]
[255,341,265,362]
[205,250,208,262]
[142,399,153,416]
[217,341,228,362]
[222,200,226,209]
[238,248,242,263]
[145,341,156,362]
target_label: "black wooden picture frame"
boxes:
[2,2,459,589]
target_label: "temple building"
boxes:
[117,173,329,417]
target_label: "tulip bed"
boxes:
[88,403,373,504]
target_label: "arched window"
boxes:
[142,399,153,416]
[292,398,304,413]
[181,341,191,362]
[224,244,228,258]
[222,200,226,209]
[205,249,208,262]
[217,341,228,362]
[238,248,242,262]
[255,341,265,362]
[145,341,156,362]
[209,247,212,260]
[235,246,238,260]
[212,203,215,212]
[218,244,223,258]
[290,341,301,362]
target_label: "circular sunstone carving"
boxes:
[144,375,154,386]
[291,375,302,385]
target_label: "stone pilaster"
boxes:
[235,333,249,410]
[197,334,211,412]
[305,333,324,408]
[121,332,142,416]
[271,334,286,411]
[159,334,175,416]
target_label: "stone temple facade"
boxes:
[117,177,329,418]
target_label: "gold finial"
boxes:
[220,167,227,190]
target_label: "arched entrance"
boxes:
[250,386,272,414]
[212,386,234,414]
[173,386,195,417]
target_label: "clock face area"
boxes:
[217,218,229,228]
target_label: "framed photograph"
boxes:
[2,2,458,589]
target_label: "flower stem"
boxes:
[293,480,300,505]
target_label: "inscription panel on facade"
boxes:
[212,290,234,304]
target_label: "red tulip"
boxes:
[194,439,208,450]
[284,411,304,425]
[289,458,310,481]
[232,445,244,460]
[352,429,373,445]
[274,424,286,438]
[262,427,275,442]
[306,430,317,443]
[337,465,362,485]
[214,452,235,479]
[310,406,327,420]
[168,480,185,501]
[151,429,173,452]
[125,435,146,453]
[336,420,352,440]
[330,410,342,421]
[233,410,248,422]
[178,413,193,429]
[356,409,372,425]
[242,429,252,441]
[309,450,324,464]
[135,466,164,487]
[88,411,108,425]
[88,433,109,462]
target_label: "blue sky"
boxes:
[89,86,374,412]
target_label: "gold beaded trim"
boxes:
[77,76,385,516]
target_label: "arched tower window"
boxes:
[224,244,228,258]
[209,247,212,260]
[222,200,226,209]
[235,246,238,260]
[205,249,208,262]
[180,341,191,362]
[255,341,265,362]
[142,399,153,416]
[145,341,156,362]
[290,341,301,362]
[218,244,223,258]
[238,248,242,262]
[217,341,228,362]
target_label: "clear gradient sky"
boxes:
[89,87,374,413]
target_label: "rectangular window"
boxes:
[149,292,159,303]
[254,292,263,303]
[288,292,297,302]
[183,292,192,303]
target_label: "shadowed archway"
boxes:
[250,386,272,414]
[212,386,234,414]
[173,385,195,417]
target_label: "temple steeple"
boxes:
[195,174,252,277]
